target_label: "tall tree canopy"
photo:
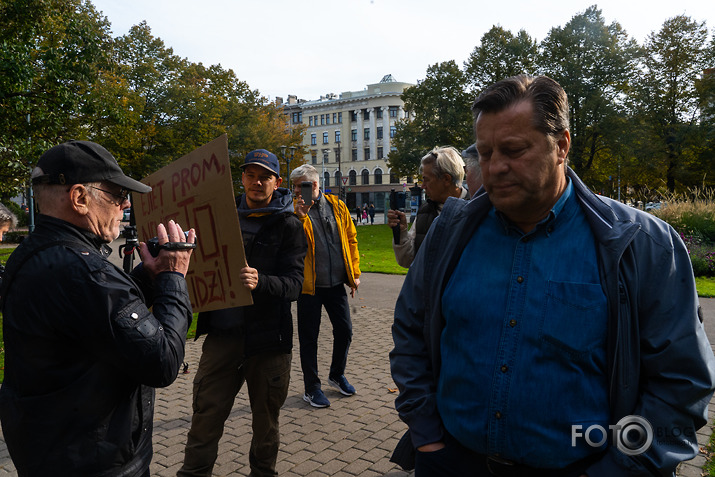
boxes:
[464,26,538,94]
[630,15,711,191]
[387,60,473,179]
[539,6,639,180]
[0,0,112,196]
[0,7,303,199]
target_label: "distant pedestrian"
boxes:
[368,204,375,224]
[362,206,368,224]
[356,206,362,225]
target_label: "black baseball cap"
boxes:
[31,140,152,193]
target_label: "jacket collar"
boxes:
[34,214,112,256]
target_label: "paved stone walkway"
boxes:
[1,273,714,476]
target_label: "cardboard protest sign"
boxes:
[133,134,252,312]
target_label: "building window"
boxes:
[364,148,370,160]
[335,130,341,143]
[292,112,302,124]
[323,132,329,144]
[349,170,357,185]
[362,169,369,185]
[311,133,317,146]
[376,108,383,119]
[332,113,337,124]
[323,151,329,164]
[338,112,342,123]
[363,109,370,120]
[364,128,370,140]
[351,110,358,122]
[326,114,330,125]
[352,149,358,161]
[335,170,341,186]
[377,147,384,159]
[377,126,383,139]
[375,168,383,184]
[351,129,357,141]
[320,114,325,125]
[311,152,317,165]
[324,172,330,187]
[390,125,397,138]
[309,116,314,127]
[389,106,399,118]
[390,171,398,183]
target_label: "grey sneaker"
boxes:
[303,389,330,408]
[328,375,356,396]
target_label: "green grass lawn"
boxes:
[355,224,408,275]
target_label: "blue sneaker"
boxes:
[303,389,330,408]
[328,375,356,396]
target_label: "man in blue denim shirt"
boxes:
[390,75,715,476]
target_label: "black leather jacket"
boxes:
[0,215,192,476]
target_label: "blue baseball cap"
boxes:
[241,149,280,177]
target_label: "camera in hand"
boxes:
[146,231,196,257]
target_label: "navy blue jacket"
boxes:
[390,169,715,476]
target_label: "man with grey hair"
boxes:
[461,144,483,198]
[0,203,17,242]
[0,140,195,476]
[387,146,468,268]
[291,164,361,409]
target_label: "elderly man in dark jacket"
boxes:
[179,149,307,477]
[0,140,195,477]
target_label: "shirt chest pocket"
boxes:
[539,280,608,359]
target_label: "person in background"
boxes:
[386,146,468,268]
[368,203,376,225]
[0,203,17,242]
[0,140,195,477]
[178,149,307,477]
[461,144,483,198]
[291,164,361,409]
[390,75,715,476]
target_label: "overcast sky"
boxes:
[91,0,714,101]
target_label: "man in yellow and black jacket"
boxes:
[291,164,361,409]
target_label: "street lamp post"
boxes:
[280,145,297,189]
[334,142,343,200]
[321,149,330,191]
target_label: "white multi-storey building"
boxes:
[279,74,414,212]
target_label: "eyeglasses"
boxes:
[90,186,130,205]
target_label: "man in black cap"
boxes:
[178,149,307,477]
[0,140,196,477]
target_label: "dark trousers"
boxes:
[297,285,352,393]
[178,332,291,477]
[415,434,595,477]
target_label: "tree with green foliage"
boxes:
[630,15,711,192]
[464,25,538,94]
[539,6,639,185]
[0,0,113,197]
[387,61,473,179]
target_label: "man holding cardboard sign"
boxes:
[179,149,307,477]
